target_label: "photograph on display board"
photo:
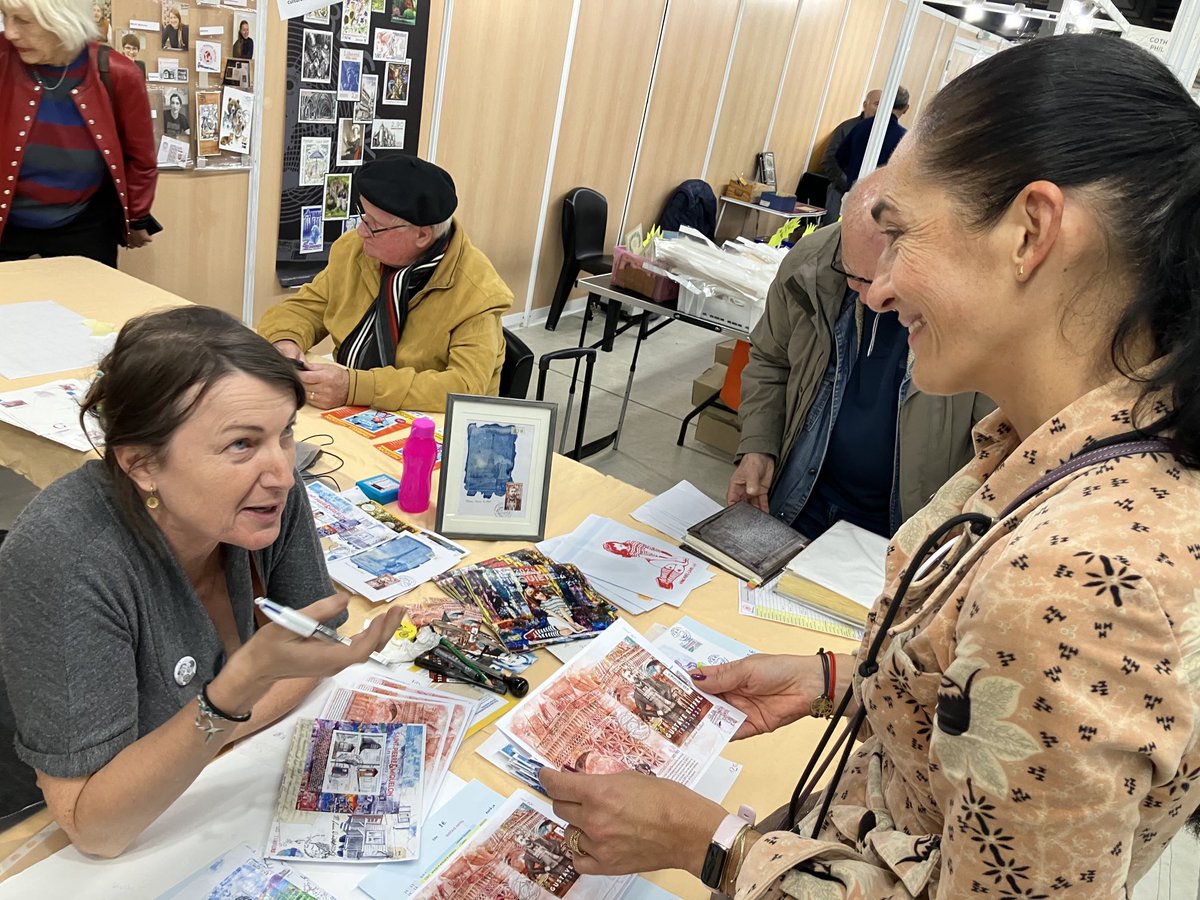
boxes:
[157,135,189,167]
[161,87,191,137]
[303,6,330,25]
[354,74,377,124]
[298,89,337,124]
[338,48,363,101]
[222,58,250,89]
[195,39,221,74]
[118,31,146,75]
[300,206,324,254]
[161,4,189,51]
[299,136,332,186]
[372,28,407,62]
[218,86,254,155]
[160,66,189,83]
[301,29,333,83]
[370,119,404,150]
[382,60,410,106]
[371,0,384,11]
[196,89,221,156]
[336,119,366,167]
[389,0,416,27]
[324,173,351,220]
[93,0,111,43]
[341,0,371,44]
[231,13,255,60]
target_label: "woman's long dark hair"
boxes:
[917,34,1200,465]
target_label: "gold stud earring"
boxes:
[1018,264,1025,278]
[145,491,160,510]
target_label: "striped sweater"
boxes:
[9,50,108,230]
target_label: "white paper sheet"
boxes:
[631,480,723,542]
[0,301,115,379]
[0,378,102,451]
[785,520,889,609]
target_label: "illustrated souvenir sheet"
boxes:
[322,404,414,438]
[410,790,631,900]
[267,718,425,863]
[158,842,338,899]
[496,620,743,786]
[306,481,396,561]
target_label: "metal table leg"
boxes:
[613,311,651,452]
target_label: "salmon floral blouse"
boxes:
[736,374,1200,899]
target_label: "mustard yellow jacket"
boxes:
[258,222,513,412]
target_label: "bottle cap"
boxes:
[411,417,436,439]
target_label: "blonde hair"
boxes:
[0,0,100,55]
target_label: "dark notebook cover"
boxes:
[682,501,807,582]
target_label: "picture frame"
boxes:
[756,151,776,191]
[435,394,557,542]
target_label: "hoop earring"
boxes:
[145,491,160,510]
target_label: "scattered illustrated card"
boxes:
[355,73,378,123]
[338,48,364,101]
[372,27,408,61]
[410,790,631,900]
[371,117,406,150]
[433,548,619,652]
[301,28,333,82]
[300,205,324,254]
[647,615,758,674]
[323,404,413,438]
[299,88,337,124]
[195,88,221,156]
[382,59,411,105]
[357,780,505,900]
[307,481,396,561]
[324,172,351,220]
[218,85,253,154]
[0,378,104,452]
[266,718,425,862]
[377,428,441,468]
[496,620,744,786]
[194,38,221,73]
[158,843,338,899]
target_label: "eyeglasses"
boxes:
[355,203,413,237]
[830,235,873,286]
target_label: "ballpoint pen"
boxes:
[436,637,529,697]
[255,597,389,665]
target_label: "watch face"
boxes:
[700,841,727,890]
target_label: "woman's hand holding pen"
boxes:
[690,653,829,739]
[207,594,406,715]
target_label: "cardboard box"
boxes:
[714,339,736,367]
[691,363,727,407]
[695,408,741,456]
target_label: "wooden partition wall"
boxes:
[112,0,1003,325]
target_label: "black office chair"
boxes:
[795,172,831,208]
[545,187,612,333]
[499,328,535,400]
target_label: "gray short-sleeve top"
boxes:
[0,461,337,778]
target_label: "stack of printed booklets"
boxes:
[263,675,473,863]
[307,482,468,603]
[432,548,619,651]
[539,514,714,614]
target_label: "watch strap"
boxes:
[700,806,757,889]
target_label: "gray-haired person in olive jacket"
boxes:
[728,171,993,539]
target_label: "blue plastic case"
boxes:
[356,473,401,504]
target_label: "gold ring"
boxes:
[566,826,588,857]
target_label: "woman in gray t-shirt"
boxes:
[0,306,404,857]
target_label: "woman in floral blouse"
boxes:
[540,34,1200,899]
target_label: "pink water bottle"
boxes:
[398,417,437,513]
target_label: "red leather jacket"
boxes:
[0,36,157,241]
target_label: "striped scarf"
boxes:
[337,233,449,371]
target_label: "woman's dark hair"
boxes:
[916,35,1200,465]
[80,306,304,532]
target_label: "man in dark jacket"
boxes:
[818,90,880,223]
[835,86,911,190]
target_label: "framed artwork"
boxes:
[436,395,557,542]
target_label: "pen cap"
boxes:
[411,417,436,440]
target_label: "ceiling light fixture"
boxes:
[964,1,986,22]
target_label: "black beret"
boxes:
[357,155,457,226]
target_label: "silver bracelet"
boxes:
[194,681,252,744]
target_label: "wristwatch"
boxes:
[700,804,756,891]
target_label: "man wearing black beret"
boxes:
[259,156,513,411]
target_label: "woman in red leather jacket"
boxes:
[0,0,158,267]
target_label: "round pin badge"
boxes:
[174,655,197,686]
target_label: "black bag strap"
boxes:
[97,43,114,105]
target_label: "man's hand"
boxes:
[273,339,305,362]
[299,362,350,409]
[125,229,153,249]
[727,452,775,512]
